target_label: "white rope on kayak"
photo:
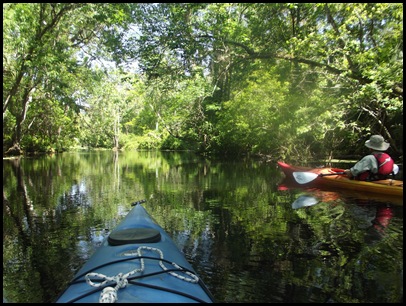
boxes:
[85,246,199,303]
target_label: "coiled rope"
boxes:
[84,246,199,303]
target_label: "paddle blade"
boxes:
[393,164,399,175]
[292,172,319,184]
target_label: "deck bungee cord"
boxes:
[55,200,215,303]
[60,246,204,303]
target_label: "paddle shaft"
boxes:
[319,172,346,177]
[292,171,347,184]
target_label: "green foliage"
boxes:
[214,65,341,160]
[161,135,188,151]
[217,68,286,155]
[3,3,141,154]
[78,69,146,149]
[141,73,215,151]
[120,131,162,150]
[21,95,80,152]
[3,110,16,150]
[3,3,403,161]
[133,2,402,159]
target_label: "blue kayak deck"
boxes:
[55,202,214,303]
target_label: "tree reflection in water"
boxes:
[3,152,403,303]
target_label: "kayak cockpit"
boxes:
[108,228,161,246]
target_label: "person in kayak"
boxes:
[344,134,396,181]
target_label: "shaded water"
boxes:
[3,151,403,303]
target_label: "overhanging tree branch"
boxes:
[215,37,402,97]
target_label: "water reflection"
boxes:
[3,152,403,303]
[291,195,319,209]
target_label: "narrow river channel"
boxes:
[3,151,403,303]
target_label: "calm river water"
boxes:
[3,151,403,303]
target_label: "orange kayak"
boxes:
[277,161,403,198]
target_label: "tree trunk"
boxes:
[5,86,34,156]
